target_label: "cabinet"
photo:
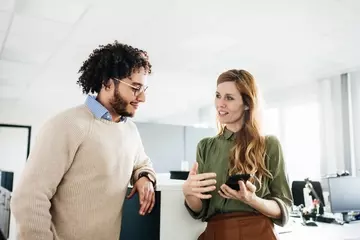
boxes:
[120,177,206,240]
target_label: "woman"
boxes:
[182,69,293,240]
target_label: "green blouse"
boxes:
[185,128,293,227]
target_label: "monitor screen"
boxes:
[328,177,360,213]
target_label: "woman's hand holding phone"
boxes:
[219,176,257,204]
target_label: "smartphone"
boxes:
[225,173,251,191]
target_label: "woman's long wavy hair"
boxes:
[217,69,273,183]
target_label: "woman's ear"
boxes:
[244,105,249,110]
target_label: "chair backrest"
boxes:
[291,180,325,207]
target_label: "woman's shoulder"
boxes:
[197,134,223,149]
[265,134,280,143]
[264,135,282,151]
[264,135,285,170]
[197,136,214,150]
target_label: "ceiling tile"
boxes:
[1,15,73,63]
[0,11,12,31]
[0,0,15,11]
[1,47,51,64]
[0,30,5,47]
[0,84,27,100]
[15,0,87,24]
[2,32,56,64]
[9,14,71,41]
[0,59,38,80]
[0,77,13,85]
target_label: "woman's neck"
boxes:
[226,117,245,132]
[226,124,241,133]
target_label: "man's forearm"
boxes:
[185,195,203,213]
[246,196,281,219]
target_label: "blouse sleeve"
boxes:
[264,135,293,227]
[184,139,210,221]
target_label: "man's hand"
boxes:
[127,176,155,215]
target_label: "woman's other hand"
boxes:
[182,162,217,199]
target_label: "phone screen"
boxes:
[225,174,251,191]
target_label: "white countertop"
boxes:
[128,173,185,191]
[155,173,185,191]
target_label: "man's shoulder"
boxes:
[42,105,92,133]
[51,104,90,120]
[123,119,141,138]
[124,118,136,127]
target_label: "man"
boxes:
[10,41,157,240]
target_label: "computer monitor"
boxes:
[328,176,360,213]
[291,180,325,207]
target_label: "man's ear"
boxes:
[103,79,113,91]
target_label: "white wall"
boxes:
[154,81,320,128]
[318,76,346,176]
[349,71,360,176]
[0,101,64,147]
[0,127,28,188]
[262,81,319,109]
[0,80,320,140]
[152,105,217,128]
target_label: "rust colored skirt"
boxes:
[198,212,279,240]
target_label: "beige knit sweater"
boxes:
[10,105,156,240]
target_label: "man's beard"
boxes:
[109,88,134,117]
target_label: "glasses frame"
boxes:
[112,78,148,96]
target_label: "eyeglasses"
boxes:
[112,78,148,96]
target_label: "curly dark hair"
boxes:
[77,41,152,94]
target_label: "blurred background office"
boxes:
[0,0,360,239]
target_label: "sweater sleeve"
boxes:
[264,135,293,227]
[130,122,156,186]
[10,115,88,240]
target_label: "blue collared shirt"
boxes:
[85,95,126,122]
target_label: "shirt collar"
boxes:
[221,127,236,140]
[85,95,126,122]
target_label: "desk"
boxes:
[277,217,360,240]
[120,175,360,240]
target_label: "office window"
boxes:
[282,102,321,182]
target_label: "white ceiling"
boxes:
[0,0,360,122]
